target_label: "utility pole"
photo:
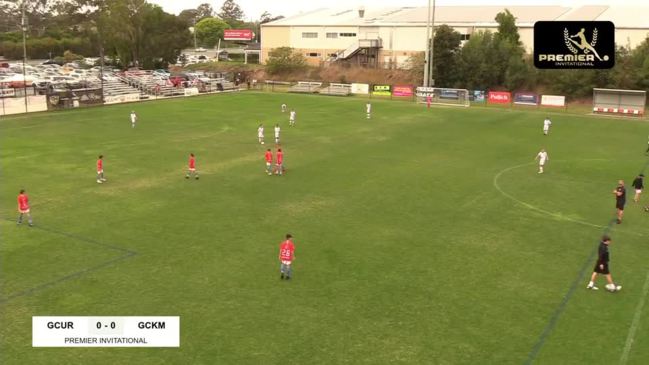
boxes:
[193,18,198,50]
[21,1,28,113]
[423,0,431,87]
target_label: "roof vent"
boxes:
[358,6,365,18]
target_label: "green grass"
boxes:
[2,92,649,364]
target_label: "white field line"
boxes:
[620,270,649,365]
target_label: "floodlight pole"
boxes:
[193,18,198,50]
[21,1,28,113]
[423,0,431,87]
[429,0,436,87]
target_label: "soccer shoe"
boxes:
[97,180,103,184]
[185,176,189,179]
[280,274,284,280]
[28,223,33,227]
[587,284,599,290]
[195,176,199,180]
[101,178,107,182]
[607,285,622,292]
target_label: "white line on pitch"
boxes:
[620,270,649,365]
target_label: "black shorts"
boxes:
[616,201,625,210]
[594,263,610,275]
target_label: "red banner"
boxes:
[488,91,512,104]
[392,85,414,97]
[224,29,254,41]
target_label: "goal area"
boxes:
[416,87,470,107]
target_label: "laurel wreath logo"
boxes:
[591,28,598,47]
[564,28,578,54]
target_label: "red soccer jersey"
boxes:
[18,194,29,211]
[265,151,273,163]
[189,156,196,169]
[276,151,283,164]
[97,159,103,171]
[279,240,295,261]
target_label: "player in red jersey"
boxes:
[279,234,295,280]
[426,94,432,109]
[265,148,273,175]
[17,189,33,226]
[186,153,199,179]
[96,155,106,184]
[274,148,284,176]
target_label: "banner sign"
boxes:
[488,91,511,104]
[415,86,435,97]
[372,85,392,96]
[471,90,485,102]
[104,93,140,105]
[184,87,199,96]
[1,88,15,97]
[514,92,539,105]
[224,29,254,41]
[350,83,369,94]
[392,85,413,97]
[540,94,566,107]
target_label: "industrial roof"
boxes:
[263,5,649,28]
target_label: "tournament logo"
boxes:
[534,21,615,69]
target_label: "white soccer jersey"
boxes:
[258,127,264,138]
[537,151,548,164]
[274,126,280,137]
[289,111,296,120]
[543,119,551,129]
[281,104,287,112]
[130,113,137,123]
[366,104,371,113]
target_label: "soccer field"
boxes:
[2,92,649,364]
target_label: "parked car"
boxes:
[195,47,207,52]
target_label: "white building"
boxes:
[260,5,649,68]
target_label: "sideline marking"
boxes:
[620,270,649,365]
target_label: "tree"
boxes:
[431,24,461,88]
[219,0,244,28]
[178,9,199,27]
[196,3,214,20]
[195,17,230,48]
[265,47,306,74]
[494,9,521,47]
[405,51,425,85]
[259,11,284,24]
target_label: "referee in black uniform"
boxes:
[613,180,626,224]
[587,235,621,292]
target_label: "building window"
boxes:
[460,34,471,41]
[339,33,357,37]
[302,32,318,38]
[305,52,321,57]
[326,32,338,39]
[328,53,338,58]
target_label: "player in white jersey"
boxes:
[274,124,281,144]
[535,148,549,174]
[366,102,371,119]
[130,111,137,128]
[281,103,287,113]
[543,117,552,135]
[258,124,265,144]
[289,110,296,126]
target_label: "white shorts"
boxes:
[19,208,30,214]
[188,168,196,172]
[636,189,643,194]
[266,162,271,167]
[543,127,549,131]
[539,162,546,166]
[97,169,103,174]
[281,260,292,265]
